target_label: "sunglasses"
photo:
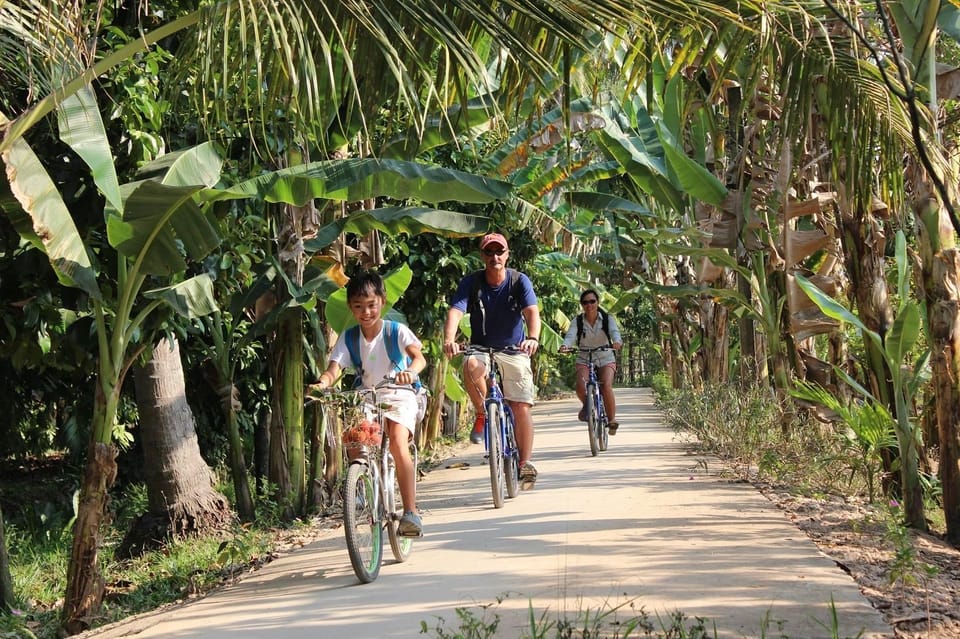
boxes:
[581,299,598,305]
[483,248,507,256]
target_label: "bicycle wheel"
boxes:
[386,454,413,562]
[598,394,609,452]
[343,462,383,583]
[486,402,505,508]
[585,388,599,456]
[504,412,520,499]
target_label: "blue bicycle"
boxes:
[461,345,521,508]
[563,346,612,456]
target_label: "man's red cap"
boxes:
[479,233,508,250]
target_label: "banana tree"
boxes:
[2,90,222,630]
[878,0,960,543]
[796,231,928,530]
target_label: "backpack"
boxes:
[344,320,427,422]
[576,309,612,347]
[344,320,420,388]
[465,269,524,337]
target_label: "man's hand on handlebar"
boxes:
[519,337,538,355]
[443,341,461,357]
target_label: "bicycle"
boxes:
[459,345,522,508]
[562,346,612,456]
[309,377,419,583]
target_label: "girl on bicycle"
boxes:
[311,271,426,536]
[559,289,623,434]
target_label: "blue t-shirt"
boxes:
[450,269,537,348]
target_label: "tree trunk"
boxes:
[269,309,305,519]
[207,314,255,522]
[267,190,313,520]
[838,207,900,495]
[61,342,126,634]
[924,245,960,543]
[306,400,328,513]
[737,259,758,386]
[61,441,115,635]
[0,504,13,611]
[701,268,733,384]
[117,337,232,558]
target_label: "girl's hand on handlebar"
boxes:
[394,369,419,386]
[558,345,573,353]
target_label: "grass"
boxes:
[0,471,297,639]
[653,379,871,496]
[419,594,714,639]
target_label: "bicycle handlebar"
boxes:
[306,374,417,404]
[458,344,523,356]
[559,345,613,353]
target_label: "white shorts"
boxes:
[366,388,418,435]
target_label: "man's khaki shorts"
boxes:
[467,351,536,405]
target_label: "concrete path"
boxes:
[84,388,893,639]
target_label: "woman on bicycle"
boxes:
[311,271,426,537]
[559,289,623,434]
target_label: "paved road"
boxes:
[84,388,893,639]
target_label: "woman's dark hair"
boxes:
[579,289,599,304]
[346,271,387,301]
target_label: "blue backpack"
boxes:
[343,320,421,390]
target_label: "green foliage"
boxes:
[5,487,278,639]
[881,501,939,592]
[789,381,897,503]
[420,593,713,639]
[655,382,867,494]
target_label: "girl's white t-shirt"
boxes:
[329,322,422,431]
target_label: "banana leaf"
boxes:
[304,206,488,252]
[325,264,414,334]
[57,84,123,212]
[143,274,218,319]
[208,158,513,206]
[1,134,100,298]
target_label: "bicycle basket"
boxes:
[342,419,382,460]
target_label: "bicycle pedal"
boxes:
[397,530,423,538]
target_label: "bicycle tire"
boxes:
[586,388,599,456]
[343,462,383,583]
[504,411,520,499]
[386,453,413,562]
[486,401,505,508]
[597,391,609,452]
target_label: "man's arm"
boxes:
[443,307,464,356]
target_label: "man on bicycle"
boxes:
[559,289,623,434]
[443,233,542,484]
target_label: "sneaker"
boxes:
[398,511,423,537]
[607,421,619,435]
[470,415,485,444]
[519,461,538,483]
[578,405,588,422]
